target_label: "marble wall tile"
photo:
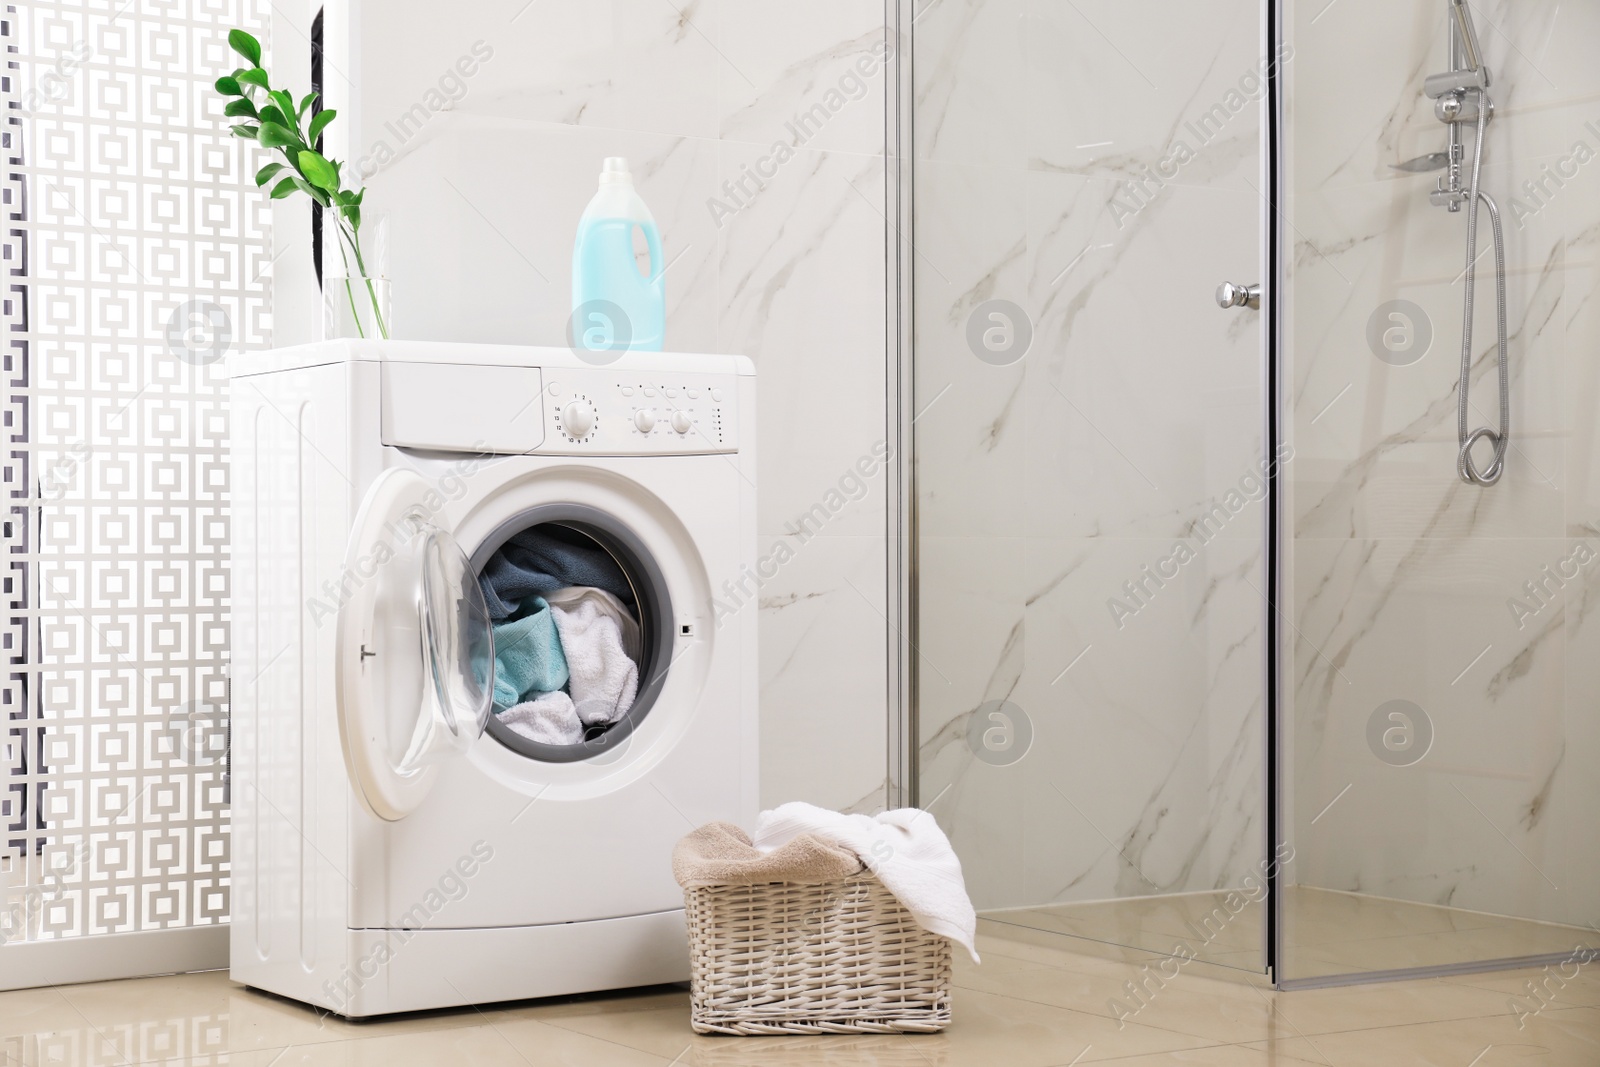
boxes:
[1021,171,1263,541]
[404,0,724,139]
[1022,0,1263,190]
[716,0,888,156]
[919,531,1266,911]
[913,0,1029,170]
[912,160,1030,540]
[755,534,888,813]
[714,142,888,542]
[1291,535,1588,926]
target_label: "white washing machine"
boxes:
[226,339,757,1017]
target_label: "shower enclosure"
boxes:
[901,0,1599,987]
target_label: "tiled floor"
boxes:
[992,886,1599,979]
[4,926,1598,1066]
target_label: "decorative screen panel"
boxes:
[2,0,269,944]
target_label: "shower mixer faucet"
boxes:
[1425,0,1493,213]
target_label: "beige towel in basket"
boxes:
[672,822,864,887]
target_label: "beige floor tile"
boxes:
[531,985,1216,1066]
[268,1019,672,1067]
[1441,961,1600,1009]
[49,970,497,1061]
[956,958,1291,1045]
[1244,1005,1600,1067]
[1071,1045,1318,1066]
[485,987,691,1023]
[1265,976,1527,1035]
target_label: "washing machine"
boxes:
[226,339,757,1017]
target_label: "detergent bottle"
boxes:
[571,157,665,352]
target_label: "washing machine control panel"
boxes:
[544,370,738,454]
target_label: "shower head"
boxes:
[1392,152,1450,173]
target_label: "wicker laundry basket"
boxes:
[682,869,953,1035]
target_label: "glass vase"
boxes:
[322,211,391,340]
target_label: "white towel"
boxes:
[753,801,979,961]
[548,587,640,727]
[545,586,642,659]
[500,691,584,745]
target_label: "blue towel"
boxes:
[491,597,569,710]
[479,526,635,621]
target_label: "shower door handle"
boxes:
[1216,281,1262,311]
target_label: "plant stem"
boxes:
[338,220,388,340]
[331,224,366,339]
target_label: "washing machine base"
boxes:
[239,909,691,1019]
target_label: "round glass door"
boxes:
[336,469,494,821]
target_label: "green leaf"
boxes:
[255,162,285,186]
[290,177,330,207]
[256,122,297,149]
[297,149,339,192]
[228,29,262,68]
[258,104,287,127]
[270,90,296,125]
[298,91,318,118]
[307,108,336,144]
[223,98,256,118]
[269,177,298,199]
[231,124,259,140]
[237,67,269,90]
[214,75,241,96]
[345,205,361,231]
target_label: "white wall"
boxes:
[269,0,893,813]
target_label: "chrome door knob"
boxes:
[1216,281,1262,310]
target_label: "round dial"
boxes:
[633,408,656,433]
[670,410,693,435]
[562,399,596,438]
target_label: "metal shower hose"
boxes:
[1456,86,1510,486]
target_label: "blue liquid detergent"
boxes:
[571,157,665,352]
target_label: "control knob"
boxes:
[670,410,693,435]
[562,400,596,438]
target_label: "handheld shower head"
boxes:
[1450,0,1485,74]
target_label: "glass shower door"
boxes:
[1277,0,1600,984]
[911,0,1276,972]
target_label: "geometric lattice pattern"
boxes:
[2,0,269,942]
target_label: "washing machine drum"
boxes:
[333,469,672,822]
[467,503,672,766]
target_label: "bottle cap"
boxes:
[599,157,632,185]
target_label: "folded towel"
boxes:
[672,822,863,888]
[479,527,636,621]
[550,590,640,727]
[490,597,568,709]
[500,691,584,745]
[752,802,979,961]
[545,586,641,661]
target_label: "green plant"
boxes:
[213,29,388,338]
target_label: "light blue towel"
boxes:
[491,597,569,710]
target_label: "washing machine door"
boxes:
[335,468,495,821]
